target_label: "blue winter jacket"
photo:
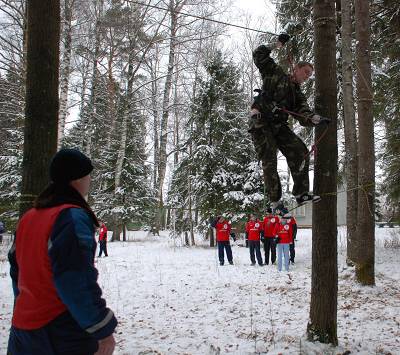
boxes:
[8,207,117,354]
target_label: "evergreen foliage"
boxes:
[371,0,400,219]
[168,51,264,232]
[0,72,24,227]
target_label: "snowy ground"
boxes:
[1,227,399,354]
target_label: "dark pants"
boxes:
[248,240,263,265]
[8,311,98,355]
[251,122,309,202]
[289,240,295,262]
[217,241,233,265]
[263,237,276,264]
[98,240,108,257]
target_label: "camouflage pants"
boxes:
[250,119,310,202]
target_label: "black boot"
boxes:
[296,192,321,206]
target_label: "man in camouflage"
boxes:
[249,33,324,208]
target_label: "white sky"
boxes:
[234,0,277,33]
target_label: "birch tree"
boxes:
[156,0,186,229]
[83,0,104,157]
[340,0,358,265]
[58,0,76,147]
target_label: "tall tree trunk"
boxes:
[173,49,180,167]
[20,0,61,215]
[209,227,215,248]
[22,3,28,82]
[151,47,160,190]
[188,177,195,245]
[106,44,117,149]
[341,0,358,265]
[354,0,375,285]
[307,0,338,345]
[122,222,126,242]
[78,61,89,118]
[156,0,183,229]
[112,47,134,241]
[187,29,204,246]
[84,0,103,157]
[58,0,74,148]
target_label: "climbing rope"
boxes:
[129,0,277,36]
[276,106,331,160]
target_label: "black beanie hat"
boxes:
[280,207,289,216]
[50,148,93,184]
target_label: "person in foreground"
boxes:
[8,148,117,355]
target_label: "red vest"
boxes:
[99,224,108,241]
[12,204,79,329]
[277,222,294,244]
[262,215,280,237]
[245,220,263,241]
[215,221,231,242]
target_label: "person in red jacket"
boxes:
[262,208,280,265]
[98,222,108,257]
[276,211,295,272]
[211,216,234,265]
[245,214,264,266]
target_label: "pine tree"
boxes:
[0,73,24,227]
[168,51,263,239]
[371,0,400,220]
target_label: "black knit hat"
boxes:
[50,148,93,184]
[280,207,289,216]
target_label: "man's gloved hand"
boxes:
[311,114,331,125]
[278,33,290,45]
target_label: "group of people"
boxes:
[211,205,297,272]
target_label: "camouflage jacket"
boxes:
[252,44,315,127]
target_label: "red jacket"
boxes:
[245,220,263,241]
[262,215,280,237]
[12,204,78,329]
[215,220,231,242]
[99,224,108,241]
[277,220,294,244]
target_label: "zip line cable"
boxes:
[129,0,277,36]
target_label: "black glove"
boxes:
[274,236,280,244]
[319,116,331,125]
[278,33,290,45]
[230,232,236,242]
